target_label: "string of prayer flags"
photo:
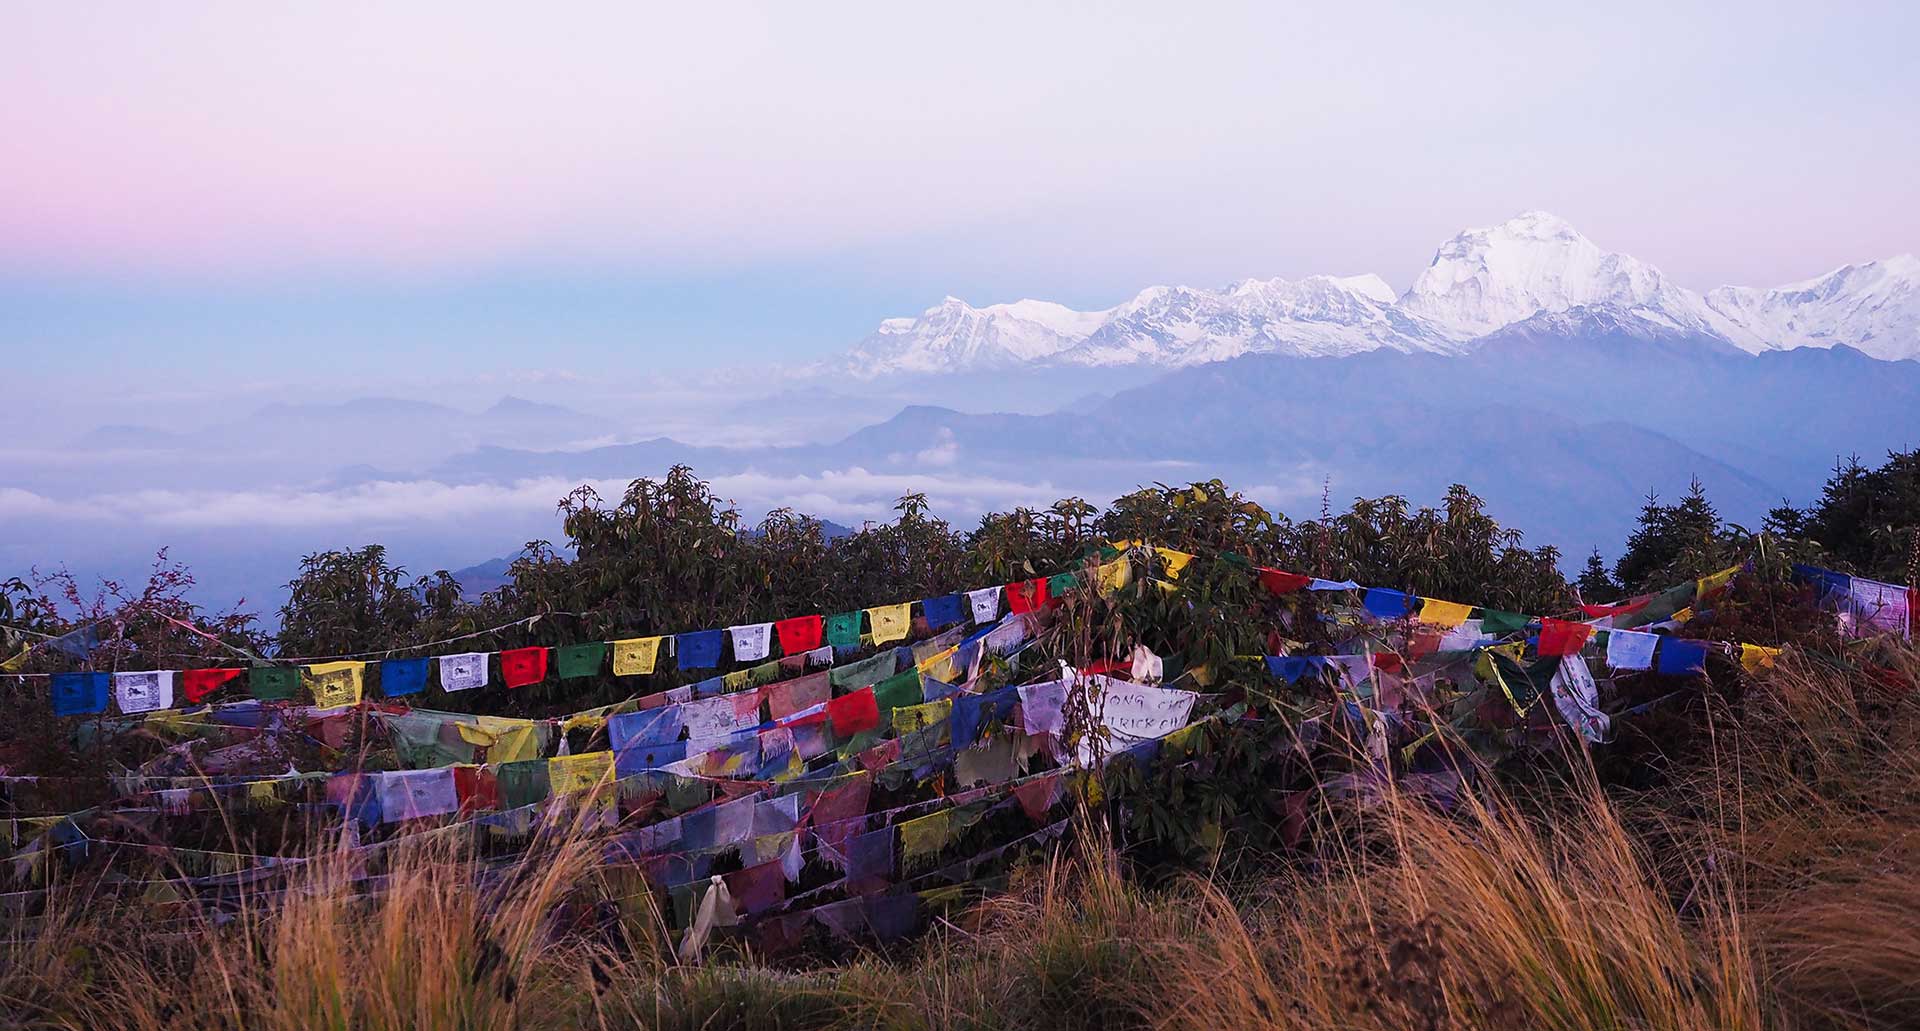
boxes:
[1537,619,1594,657]
[824,612,864,649]
[51,671,111,716]
[304,661,365,707]
[379,658,430,697]
[112,670,174,714]
[608,637,664,677]
[499,647,549,688]
[775,615,824,655]
[1656,638,1710,676]
[1740,643,1782,672]
[556,642,608,680]
[1604,629,1658,670]
[966,587,1002,624]
[1363,588,1416,619]
[867,603,912,645]
[181,667,242,704]
[1004,578,1050,615]
[920,593,964,630]
[250,665,301,701]
[1417,598,1474,628]
[675,630,725,670]
[1258,568,1312,595]
[438,652,489,692]
[728,623,774,662]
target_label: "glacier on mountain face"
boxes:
[831,212,1920,377]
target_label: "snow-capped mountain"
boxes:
[833,212,1919,376]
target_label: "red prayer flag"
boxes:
[826,686,880,736]
[181,667,243,704]
[1258,568,1312,595]
[1579,596,1650,618]
[775,614,824,655]
[500,647,549,688]
[1005,577,1050,614]
[453,766,499,812]
[1537,619,1594,657]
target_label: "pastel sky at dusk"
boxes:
[4,1,1916,393]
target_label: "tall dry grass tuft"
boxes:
[1147,775,1768,1031]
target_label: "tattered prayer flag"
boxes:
[775,615,824,655]
[1537,619,1593,658]
[728,623,774,662]
[675,630,724,670]
[1258,567,1312,595]
[1015,772,1065,823]
[1549,656,1609,744]
[113,670,175,714]
[767,671,831,719]
[1604,629,1658,670]
[829,649,898,691]
[1479,609,1531,634]
[1363,588,1416,620]
[965,587,1002,624]
[867,604,912,645]
[499,647,549,688]
[1096,559,1132,595]
[496,759,551,808]
[1656,638,1709,676]
[379,658,430,697]
[438,652,489,692]
[824,612,864,649]
[920,593,964,630]
[304,661,366,707]
[180,667,241,703]
[1017,680,1067,736]
[1005,578,1050,615]
[611,637,664,676]
[250,666,301,701]
[51,671,111,716]
[1156,548,1195,580]
[1417,598,1474,628]
[899,810,951,868]
[1740,643,1781,673]
[827,687,880,737]
[952,687,1018,750]
[845,826,895,895]
[556,642,608,680]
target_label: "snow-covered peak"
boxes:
[1399,211,1724,338]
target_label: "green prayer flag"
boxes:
[1047,572,1079,595]
[824,611,864,648]
[497,759,552,809]
[1479,609,1530,634]
[555,642,608,680]
[873,668,923,717]
[748,660,783,686]
[250,666,300,701]
[829,649,898,691]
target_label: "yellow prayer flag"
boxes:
[1417,598,1474,628]
[899,810,950,866]
[1096,558,1133,596]
[1740,643,1781,673]
[894,697,953,735]
[1672,607,1696,625]
[611,636,664,676]
[1107,538,1147,553]
[1696,564,1739,599]
[245,781,281,808]
[916,644,961,684]
[722,669,753,691]
[303,661,365,707]
[0,646,29,673]
[548,751,615,795]
[868,603,913,645]
[1157,548,1195,580]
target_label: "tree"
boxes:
[1575,549,1621,604]
[1613,481,1736,593]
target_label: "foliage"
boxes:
[1613,480,1739,593]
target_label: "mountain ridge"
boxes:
[829,212,1919,376]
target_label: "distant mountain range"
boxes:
[830,212,1919,375]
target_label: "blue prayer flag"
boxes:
[676,629,725,670]
[614,739,690,777]
[951,686,1019,750]
[1656,638,1709,675]
[1265,655,1327,683]
[379,658,430,697]
[50,672,110,716]
[609,706,686,752]
[1363,588,1416,619]
[920,593,965,630]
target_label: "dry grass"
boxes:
[4,653,1918,1030]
